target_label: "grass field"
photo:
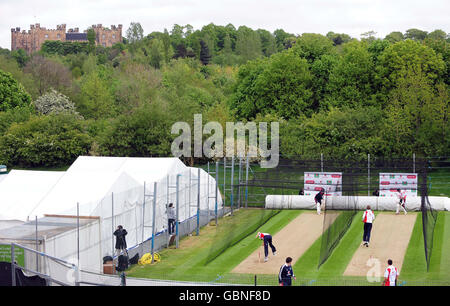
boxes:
[126,208,450,286]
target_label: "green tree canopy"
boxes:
[0,69,32,111]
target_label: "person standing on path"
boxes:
[362,205,375,247]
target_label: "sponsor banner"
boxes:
[379,173,418,197]
[304,172,342,196]
[0,244,25,266]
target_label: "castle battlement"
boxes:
[11,23,122,54]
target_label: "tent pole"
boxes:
[215,161,219,225]
[176,174,180,249]
[111,192,114,262]
[197,168,200,236]
[77,202,80,270]
[151,182,157,263]
[142,182,146,245]
[11,245,16,286]
[35,215,38,272]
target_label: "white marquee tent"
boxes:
[0,156,222,273]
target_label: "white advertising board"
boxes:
[304,172,342,196]
[379,173,418,197]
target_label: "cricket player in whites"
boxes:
[362,205,375,247]
[383,259,399,286]
[396,188,407,215]
[257,232,277,262]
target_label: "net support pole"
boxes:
[215,161,219,225]
[166,175,170,248]
[368,154,370,197]
[188,169,192,234]
[176,174,180,249]
[223,158,226,208]
[238,157,242,209]
[419,170,432,271]
[197,168,200,236]
[230,157,234,216]
[245,156,249,209]
[321,153,324,172]
[151,182,157,264]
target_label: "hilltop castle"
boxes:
[11,24,123,54]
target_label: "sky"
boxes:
[1,0,449,50]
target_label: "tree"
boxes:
[324,41,376,109]
[427,29,447,40]
[404,28,428,41]
[384,31,404,43]
[149,39,164,69]
[10,49,29,68]
[126,22,144,44]
[297,106,386,159]
[257,29,277,57]
[383,68,449,156]
[200,40,212,65]
[360,31,377,43]
[230,51,313,120]
[273,29,293,51]
[0,69,32,111]
[87,28,96,53]
[33,89,81,117]
[235,26,262,64]
[24,55,72,96]
[292,33,334,63]
[99,102,172,157]
[326,31,352,46]
[377,40,446,96]
[0,113,91,167]
[77,72,116,119]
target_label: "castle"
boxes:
[11,24,123,54]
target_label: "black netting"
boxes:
[223,156,436,271]
[420,173,438,271]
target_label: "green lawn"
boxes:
[126,209,450,286]
[126,209,302,284]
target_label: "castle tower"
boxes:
[11,23,122,54]
[91,24,123,47]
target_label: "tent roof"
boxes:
[0,170,65,221]
[0,216,97,241]
[28,156,188,219]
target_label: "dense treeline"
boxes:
[0,23,448,167]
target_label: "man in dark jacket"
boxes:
[279,257,296,286]
[167,203,176,235]
[113,225,128,257]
